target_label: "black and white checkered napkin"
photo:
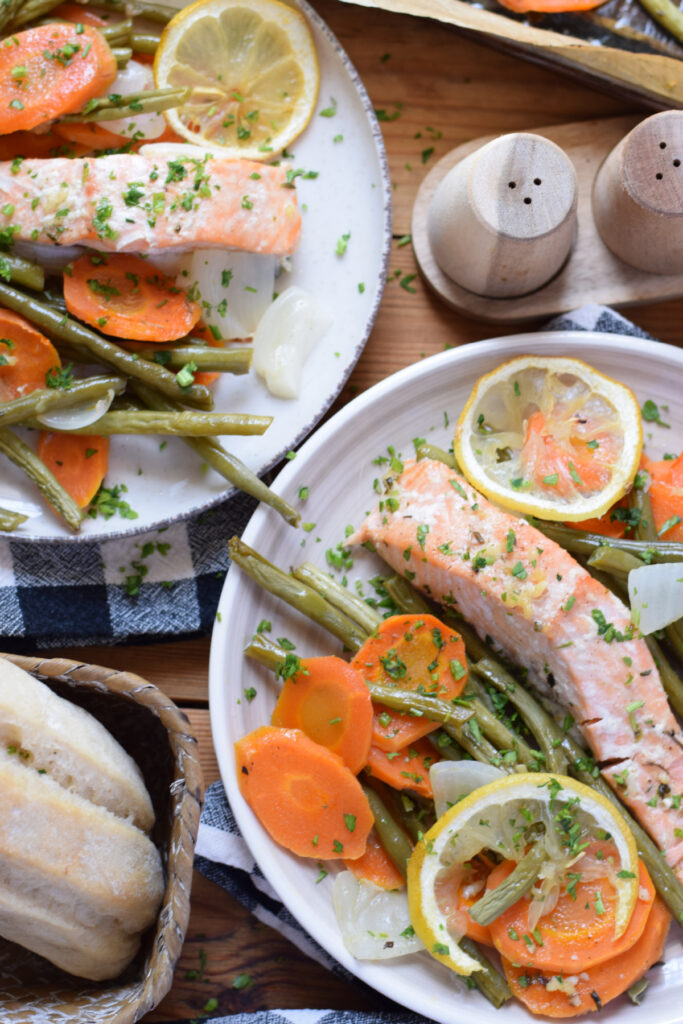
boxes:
[0,303,652,648]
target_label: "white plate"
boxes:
[210,331,683,1024]
[2,0,391,541]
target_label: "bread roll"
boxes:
[0,658,154,832]
[0,662,165,980]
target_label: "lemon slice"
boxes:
[453,355,642,522]
[407,772,639,977]
[154,0,319,160]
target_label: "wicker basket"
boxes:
[0,652,204,1024]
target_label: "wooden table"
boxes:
[32,2,683,1018]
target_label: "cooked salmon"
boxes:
[0,152,301,255]
[349,457,683,877]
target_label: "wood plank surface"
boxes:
[12,0,683,1020]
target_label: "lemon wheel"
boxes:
[407,773,639,977]
[453,355,642,522]
[154,0,319,160]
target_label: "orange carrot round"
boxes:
[365,735,438,798]
[567,496,631,539]
[351,613,468,752]
[640,454,683,541]
[0,24,117,135]
[488,845,655,973]
[434,857,494,946]
[343,828,405,890]
[503,894,670,1017]
[0,308,61,400]
[37,432,109,507]
[51,4,109,25]
[495,0,605,12]
[0,127,69,159]
[235,725,373,860]
[63,253,202,342]
[270,655,373,775]
[53,120,127,150]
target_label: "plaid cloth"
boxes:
[0,303,652,648]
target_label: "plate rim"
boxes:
[209,329,683,1023]
[14,0,393,545]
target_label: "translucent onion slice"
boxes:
[430,761,503,819]
[37,387,115,430]
[181,250,277,340]
[252,286,332,399]
[333,871,424,960]
[101,61,166,139]
[629,562,683,635]
[14,241,83,273]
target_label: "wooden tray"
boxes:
[412,113,683,323]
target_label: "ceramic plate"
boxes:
[210,331,683,1024]
[2,0,391,541]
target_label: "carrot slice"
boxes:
[37,432,109,507]
[503,894,670,1017]
[0,25,117,135]
[640,454,683,541]
[488,845,655,973]
[365,736,438,798]
[0,128,69,159]
[495,0,605,12]
[434,857,494,946]
[63,253,202,342]
[270,655,373,775]
[566,496,631,539]
[343,828,405,890]
[0,309,61,400]
[235,725,373,860]
[51,3,109,25]
[351,613,468,752]
[53,120,128,150]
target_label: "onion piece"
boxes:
[628,562,683,635]
[181,250,277,340]
[98,61,166,139]
[252,286,332,399]
[139,142,211,161]
[430,761,504,819]
[37,387,115,430]
[333,872,423,960]
[13,241,84,273]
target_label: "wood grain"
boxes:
[10,0,683,1019]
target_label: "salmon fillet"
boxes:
[0,153,300,255]
[349,458,683,877]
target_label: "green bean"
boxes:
[0,253,44,291]
[131,381,300,527]
[586,545,642,576]
[94,0,176,24]
[29,409,272,436]
[374,782,435,843]
[472,659,568,774]
[530,519,683,563]
[8,0,61,27]
[443,719,500,766]
[636,0,683,44]
[383,574,431,615]
[632,485,657,543]
[428,729,465,761]
[131,29,160,52]
[97,16,131,42]
[135,345,253,374]
[666,621,683,661]
[0,506,28,532]
[291,562,383,635]
[0,0,28,31]
[646,635,683,719]
[416,442,457,470]
[627,978,649,1005]
[459,938,512,1008]
[362,784,414,877]
[367,684,473,728]
[229,536,366,651]
[0,427,82,531]
[245,633,289,674]
[465,672,537,767]
[0,282,214,409]
[469,842,546,926]
[63,86,188,122]
[112,46,132,66]
[0,374,124,428]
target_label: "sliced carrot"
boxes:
[0,25,117,135]
[270,655,373,775]
[522,410,616,500]
[343,828,405,890]
[53,120,128,150]
[495,0,605,12]
[640,454,683,541]
[235,725,373,860]
[51,4,109,25]
[503,894,670,1017]
[63,253,202,342]
[351,613,468,752]
[365,736,438,798]
[0,309,61,400]
[434,857,493,946]
[0,128,70,160]
[488,845,655,973]
[566,496,630,539]
[37,432,109,507]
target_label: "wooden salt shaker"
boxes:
[593,110,683,275]
[427,132,578,298]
